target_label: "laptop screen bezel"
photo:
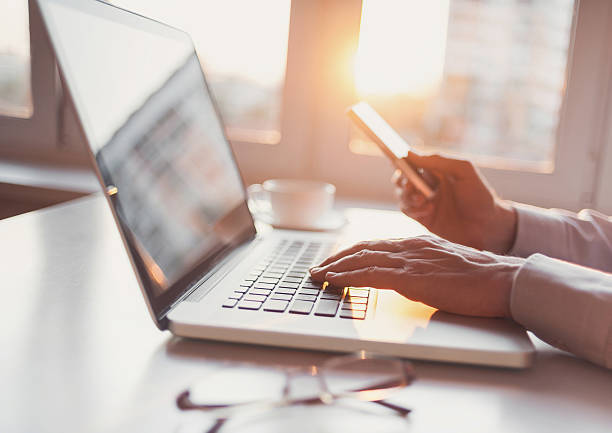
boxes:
[35,0,258,328]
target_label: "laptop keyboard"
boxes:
[222,240,370,320]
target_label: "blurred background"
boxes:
[1,0,612,219]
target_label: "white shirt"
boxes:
[509,204,612,369]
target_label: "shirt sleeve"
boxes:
[509,204,612,273]
[511,254,612,369]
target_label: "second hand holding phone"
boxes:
[347,101,436,200]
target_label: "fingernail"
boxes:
[326,272,337,278]
[310,266,321,273]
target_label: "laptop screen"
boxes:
[39,0,256,322]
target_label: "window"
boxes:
[3,0,611,213]
[112,0,291,145]
[304,0,612,211]
[0,0,58,159]
[0,0,32,118]
[352,0,575,172]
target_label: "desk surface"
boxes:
[2,195,611,433]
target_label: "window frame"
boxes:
[0,0,61,162]
[228,0,321,184]
[477,0,612,211]
[6,0,612,213]
[242,0,612,212]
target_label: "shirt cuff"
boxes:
[511,254,612,368]
[508,203,568,258]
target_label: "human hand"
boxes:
[393,153,517,254]
[310,235,524,318]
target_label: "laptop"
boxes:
[36,0,534,368]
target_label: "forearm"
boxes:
[511,254,612,369]
[509,204,612,273]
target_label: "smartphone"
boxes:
[347,101,435,199]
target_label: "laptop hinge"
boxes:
[158,236,261,323]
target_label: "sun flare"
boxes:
[354,0,450,99]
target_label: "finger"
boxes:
[312,239,405,269]
[391,169,404,187]
[408,192,426,207]
[324,267,406,290]
[396,188,425,212]
[400,201,435,219]
[397,182,428,211]
[310,250,406,280]
[397,179,415,197]
[406,152,476,180]
[397,185,422,206]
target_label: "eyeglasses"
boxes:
[177,351,414,433]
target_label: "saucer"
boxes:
[253,210,347,232]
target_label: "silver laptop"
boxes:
[37,0,534,368]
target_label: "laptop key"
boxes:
[222,299,238,308]
[253,282,275,290]
[314,299,340,317]
[244,294,267,303]
[323,286,343,295]
[343,296,367,305]
[270,293,293,301]
[289,300,314,315]
[249,288,272,296]
[341,302,367,311]
[263,272,284,278]
[269,266,288,273]
[259,277,280,285]
[263,299,290,312]
[295,294,317,302]
[274,287,297,295]
[348,288,370,298]
[237,300,263,310]
[320,293,343,300]
[298,288,320,296]
[339,310,366,320]
[278,282,300,289]
[282,276,303,283]
[291,266,310,272]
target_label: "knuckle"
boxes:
[401,263,412,274]
[356,249,370,259]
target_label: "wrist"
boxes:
[491,201,517,254]
[496,257,524,318]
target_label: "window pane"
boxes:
[113,0,291,144]
[0,0,32,118]
[353,0,575,171]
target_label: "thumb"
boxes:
[407,152,475,179]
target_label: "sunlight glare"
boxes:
[113,0,291,87]
[355,0,450,98]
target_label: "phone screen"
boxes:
[347,101,435,199]
[348,102,410,159]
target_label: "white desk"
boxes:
[2,195,611,433]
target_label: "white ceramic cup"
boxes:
[247,179,336,227]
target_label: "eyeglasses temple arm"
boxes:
[372,399,412,416]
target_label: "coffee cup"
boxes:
[247,179,336,228]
